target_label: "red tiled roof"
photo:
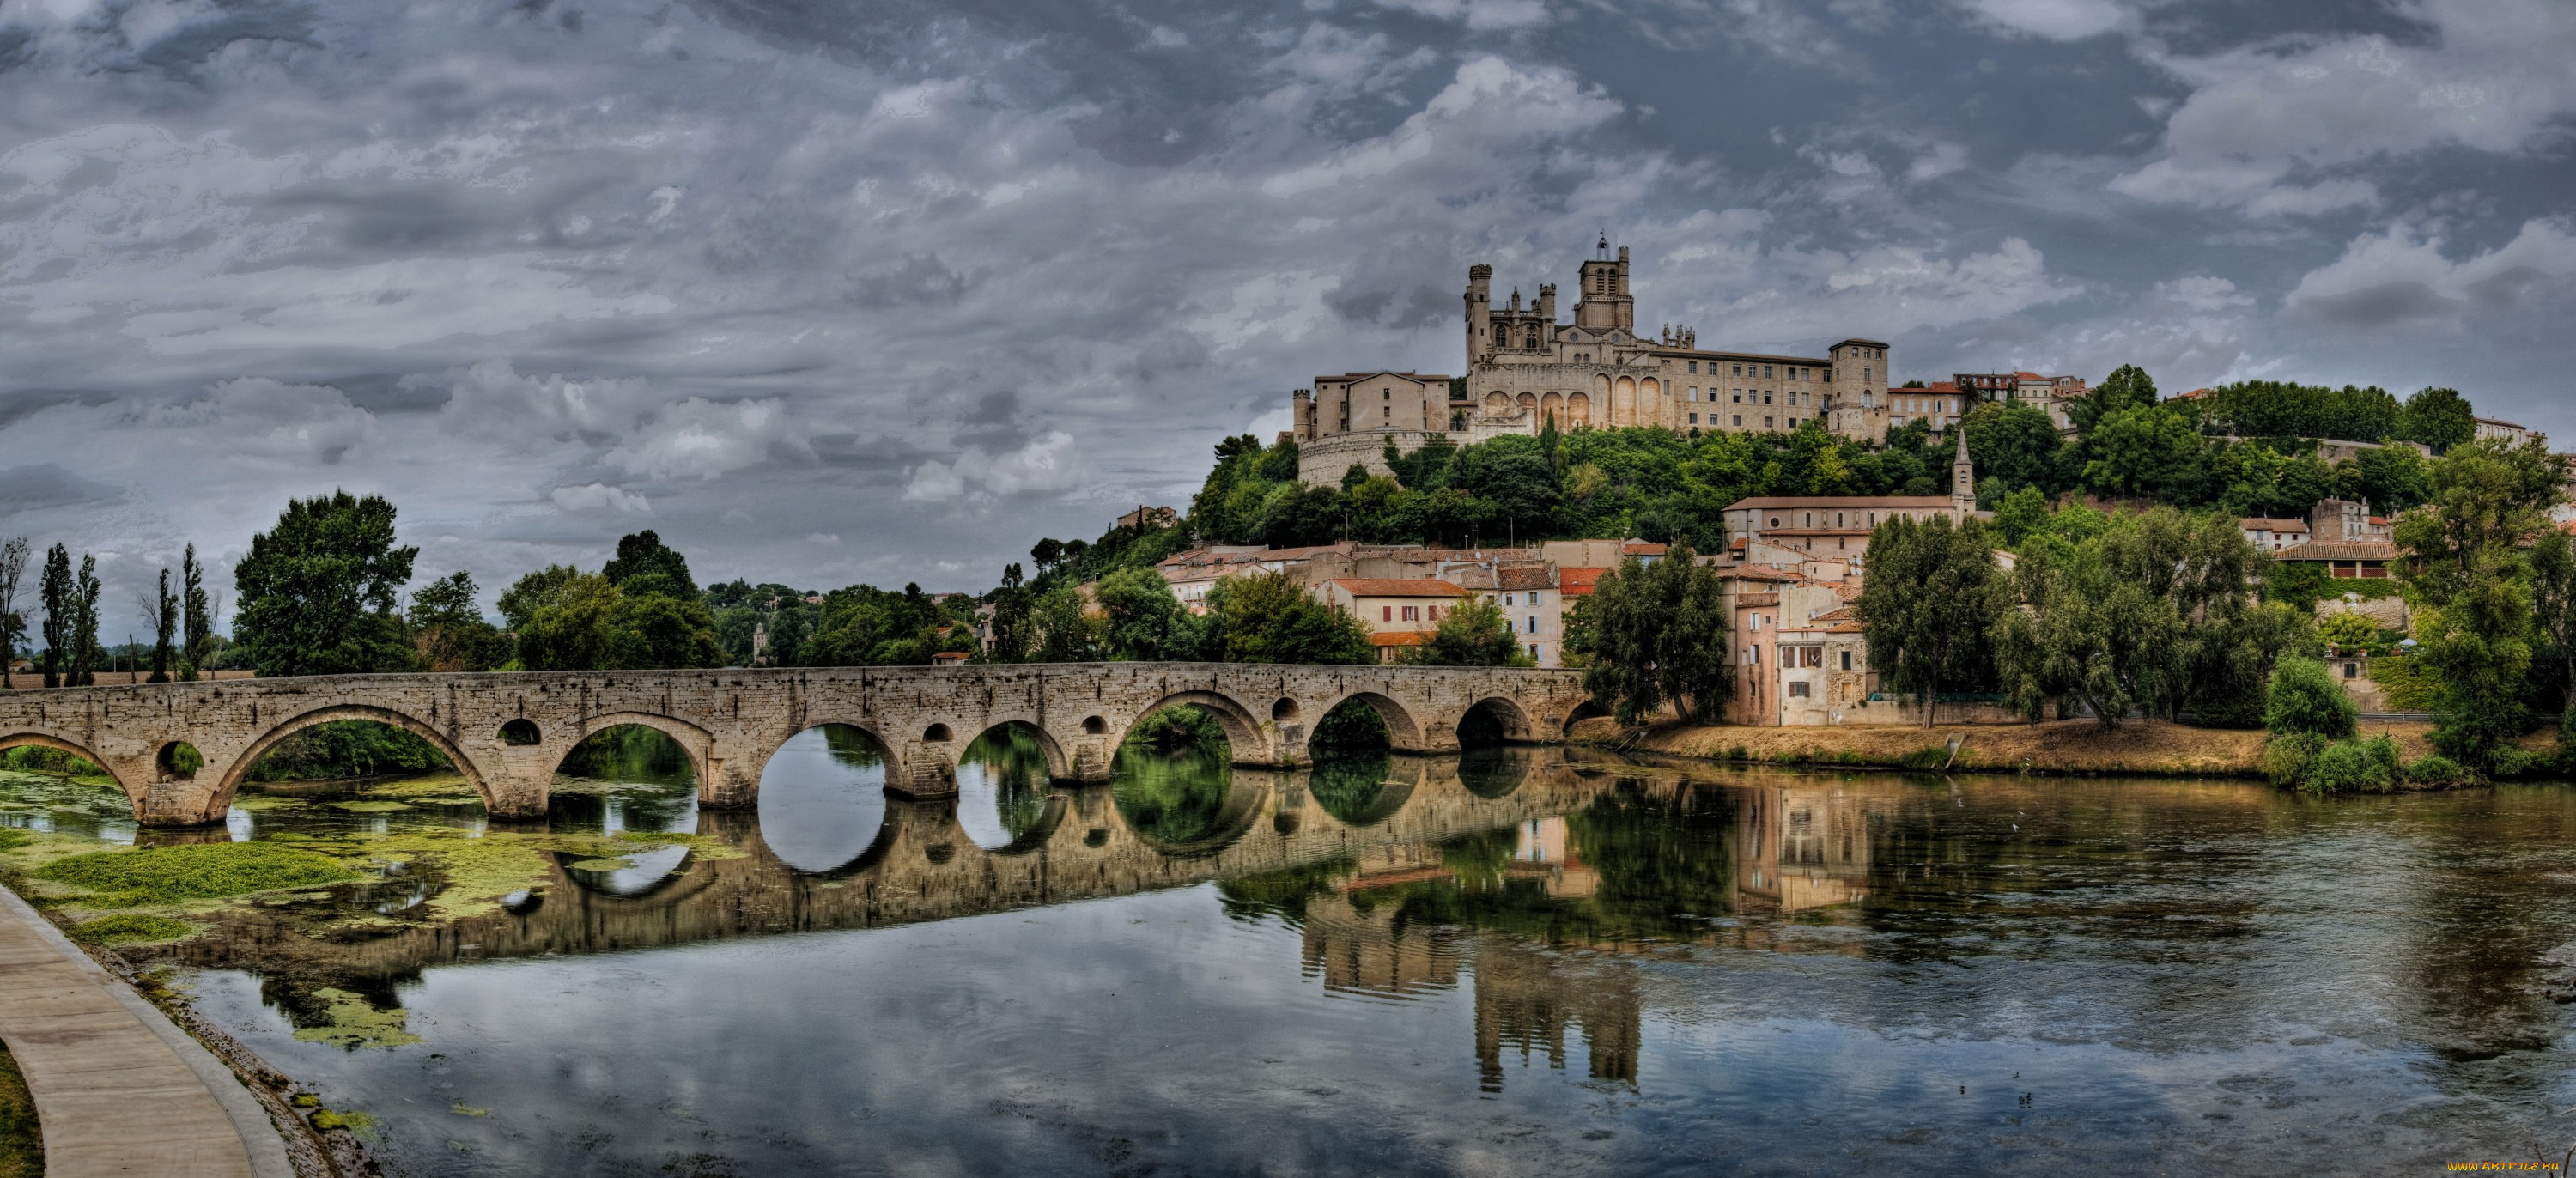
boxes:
[2239,518,2310,531]
[1623,542,1668,555]
[2276,540,2397,562]
[1331,578,1469,598]
[1727,495,1958,510]
[1559,568,1607,597]
[1369,631,1431,647]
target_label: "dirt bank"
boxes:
[1567,716,2449,778]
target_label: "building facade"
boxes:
[1296,239,1897,484]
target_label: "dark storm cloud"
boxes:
[0,0,2571,616]
[0,465,124,513]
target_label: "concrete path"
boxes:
[0,884,293,1178]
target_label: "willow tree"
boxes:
[1859,516,2002,727]
[1582,543,1728,724]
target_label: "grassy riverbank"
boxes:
[1570,716,2476,778]
[0,1041,36,1178]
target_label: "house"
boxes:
[1445,563,1562,666]
[2239,518,2311,552]
[2476,416,2543,446]
[1323,579,1471,663]
[1720,428,1982,574]
[2274,539,2397,580]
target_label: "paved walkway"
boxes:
[0,884,292,1177]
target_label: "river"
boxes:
[5,727,2576,1175]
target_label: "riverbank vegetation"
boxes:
[0,1040,35,1178]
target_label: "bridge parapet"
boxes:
[0,664,1594,826]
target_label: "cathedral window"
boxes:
[1688,361,1698,374]
[1732,364,1742,376]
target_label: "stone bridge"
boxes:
[0,663,1597,826]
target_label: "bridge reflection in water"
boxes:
[149,742,1896,1096]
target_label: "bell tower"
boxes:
[1573,235,1632,335]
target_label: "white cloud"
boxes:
[980,431,1084,497]
[902,460,967,502]
[1371,0,1550,30]
[2114,0,2576,215]
[605,397,813,482]
[805,531,842,545]
[440,360,664,447]
[1961,0,2124,40]
[550,483,653,513]
[2286,218,2576,330]
[142,378,378,465]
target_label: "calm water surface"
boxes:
[9,732,2576,1176]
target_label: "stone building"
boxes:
[1295,238,1897,484]
[1324,578,1472,663]
[1717,429,1981,574]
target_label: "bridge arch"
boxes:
[218,704,489,813]
[1120,689,1270,764]
[0,731,131,798]
[1457,695,1538,744]
[957,720,1072,782]
[553,711,714,790]
[1313,689,1425,750]
[744,720,905,803]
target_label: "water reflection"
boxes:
[14,756,2576,1174]
[1109,744,1243,850]
[755,725,890,873]
[954,725,1059,851]
[546,725,696,835]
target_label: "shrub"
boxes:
[2259,732,2326,786]
[2300,735,2402,794]
[2264,656,2358,739]
[2402,753,2468,786]
[2367,654,2443,712]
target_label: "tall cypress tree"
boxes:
[149,568,178,683]
[38,543,70,689]
[0,537,26,689]
[69,555,100,686]
[180,543,210,681]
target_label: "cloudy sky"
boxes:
[1,0,2571,625]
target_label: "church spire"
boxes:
[1950,426,1977,517]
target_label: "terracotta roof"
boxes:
[1718,566,1805,583]
[1727,495,1959,511]
[1735,592,1781,608]
[1623,542,1668,555]
[2239,519,2310,531]
[1559,568,1607,597]
[1331,578,1469,598]
[2275,540,2397,562]
[1497,566,1555,591]
[1809,606,1857,622]
[1369,631,1431,647]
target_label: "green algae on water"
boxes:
[564,858,636,871]
[33,841,361,906]
[70,913,197,944]
[292,988,423,1050]
[331,801,413,813]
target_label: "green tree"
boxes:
[0,537,25,689]
[1963,403,2070,494]
[502,568,623,671]
[1405,596,1530,667]
[1582,543,1729,723]
[1859,516,2002,726]
[2396,386,2476,452]
[68,554,99,686]
[985,564,1033,663]
[232,492,419,677]
[2263,656,2360,739]
[408,571,507,671]
[1990,486,2050,546]
[37,543,69,688]
[2389,439,2567,770]
[1203,571,1371,665]
[2067,363,2156,434]
[1095,567,1191,661]
[1030,537,1065,575]
[147,568,178,683]
[602,530,700,599]
[179,544,210,682]
[1029,584,1100,662]
[2081,406,2207,502]
[2349,442,2431,513]
[2536,528,2576,726]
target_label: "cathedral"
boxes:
[1295,239,1907,485]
